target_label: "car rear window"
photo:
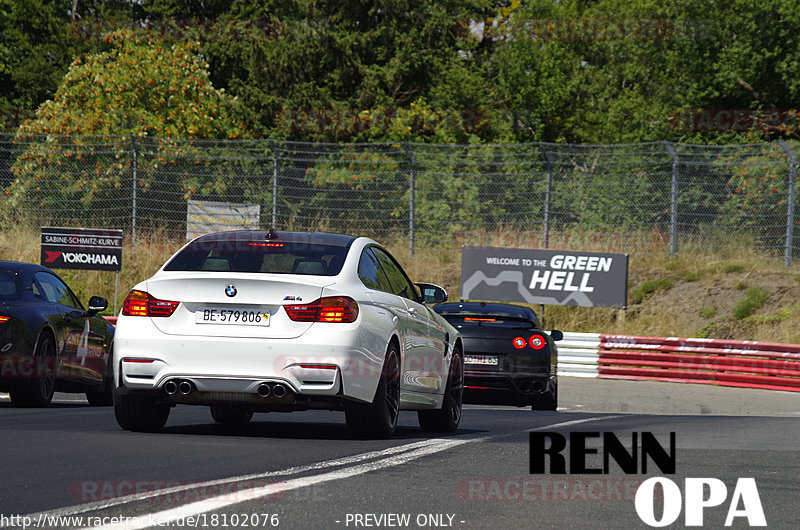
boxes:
[163,240,351,276]
[436,303,540,329]
[442,315,537,329]
[0,271,21,300]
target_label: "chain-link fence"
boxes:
[1,133,798,264]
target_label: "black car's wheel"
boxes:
[345,343,401,438]
[86,346,114,406]
[10,333,56,407]
[114,391,170,432]
[210,405,254,425]
[418,348,463,432]
[532,382,558,411]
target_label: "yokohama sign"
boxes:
[40,227,123,272]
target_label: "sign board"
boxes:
[461,246,628,308]
[186,200,260,239]
[41,227,123,272]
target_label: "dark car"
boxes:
[433,301,561,410]
[0,261,114,407]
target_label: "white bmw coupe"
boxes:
[113,230,463,437]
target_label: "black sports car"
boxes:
[0,260,114,407]
[433,302,562,410]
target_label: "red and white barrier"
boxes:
[557,332,800,393]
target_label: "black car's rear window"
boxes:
[436,303,541,329]
[163,240,350,276]
[442,315,537,329]
[0,271,21,300]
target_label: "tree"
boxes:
[195,0,494,142]
[6,28,246,224]
[490,0,800,144]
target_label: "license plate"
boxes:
[195,308,270,326]
[464,355,498,366]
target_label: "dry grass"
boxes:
[3,227,800,343]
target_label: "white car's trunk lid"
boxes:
[144,273,333,339]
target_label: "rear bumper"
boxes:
[463,370,554,406]
[113,315,384,405]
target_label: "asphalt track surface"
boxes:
[1,378,798,529]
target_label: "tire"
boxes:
[10,333,57,407]
[86,347,114,406]
[531,382,558,411]
[345,343,401,438]
[113,390,170,433]
[418,348,463,433]
[210,405,253,425]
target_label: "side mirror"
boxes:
[87,296,108,316]
[416,283,448,304]
[549,330,564,341]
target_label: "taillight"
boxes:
[529,334,546,349]
[512,336,527,349]
[122,290,180,318]
[0,315,9,324]
[284,296,359,323]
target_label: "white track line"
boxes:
[527,415,624,431]
[17,438,456,522]
[88,438,477,530]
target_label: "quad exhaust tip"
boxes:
[256,382,288,398]
[164,379,194,395]
[163,380,178,395]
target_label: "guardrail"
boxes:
[100,316,800,393]
[557,332,800,393]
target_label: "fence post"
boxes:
[664,142,679,257]
[778,141,797,267]
[404,143,416,257]
[130,133,138,247]
[269,139,278,228]
[541,144,553,249]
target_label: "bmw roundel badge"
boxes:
[225,285,237,297]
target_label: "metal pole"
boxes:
[130,134,138,247]
[542,144,553,249]
[114,271,119,315]
[664,142,679,258]
[778,141,797,267]
[269,140,278,228]
[404,143,416,257]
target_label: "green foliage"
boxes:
[732,286,769,319]
[5,29,246,221]
[490,0,800,144]
[5,1,800,146]
[716,144,796,249]
[723,263,746,273]
[630,276,675,304]
[676,271,700,282]
[744,309,791,324]
[695,320,717,338]
[699,307,717,318]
